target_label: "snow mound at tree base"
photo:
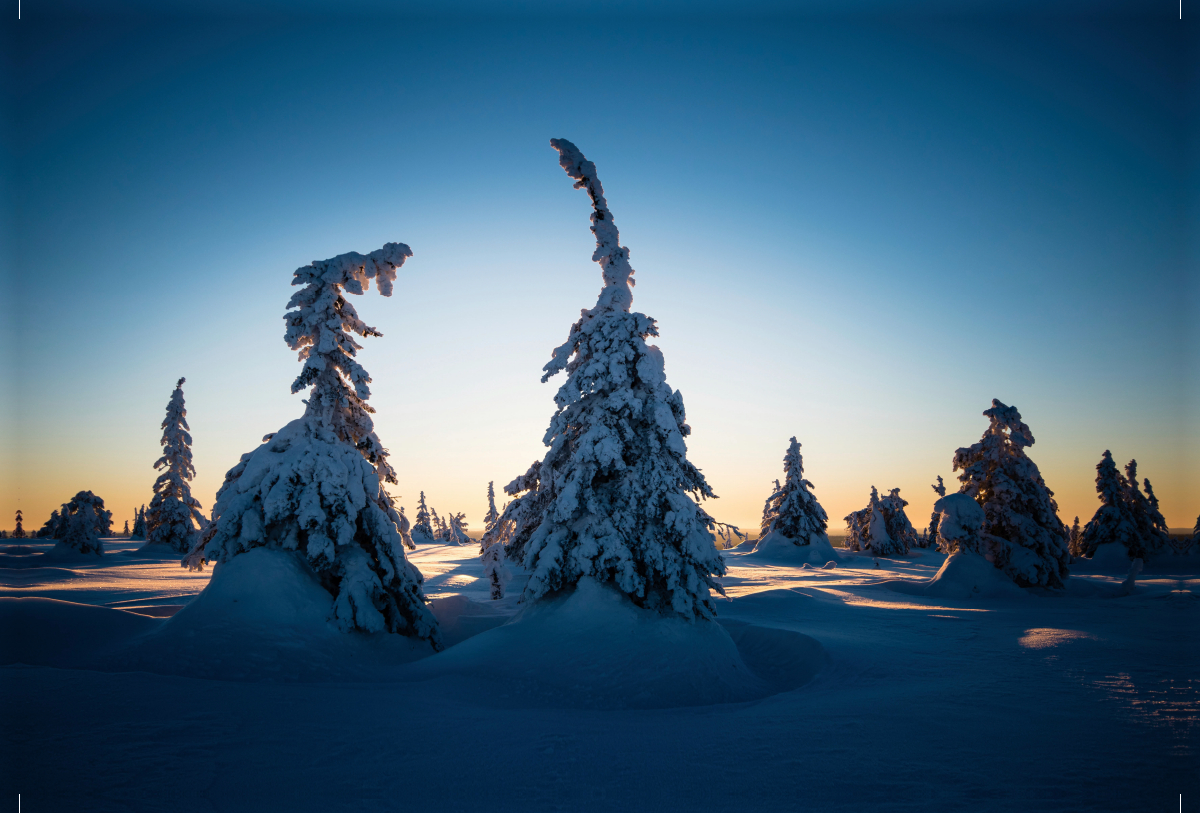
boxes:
[920,551,1024,599]
[405,578,823,709]
[741,531,839,566]
[1076,542,1135,573]
[114,548,435,682]
[125,542,186,559]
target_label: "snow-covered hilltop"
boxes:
[185,243,440,647]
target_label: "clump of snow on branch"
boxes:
[758,437,828,546]
[952,399,1069,589]
[500,139,727,619]
[932,493,986,555]
[145,378,207,552]
[185,243,439,647]
[844,487,917,556]
[56,491,112,555]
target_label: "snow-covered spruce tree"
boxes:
[844,487,914,556]
[925,476,947,549]
[131,505,147,541]
[1078,451,1141,559]
[1123,460,1168,558]
[481,538,509,600]
[952,399,1069,588]
[504,138,727,618]
[932,492,987,555]
[1068,516,1082,557]
[58,491,112,555]
[412,492,434,546]
[432,508,449,542]
[145,378,207,552]
[759,479,781,535]
[758,438,829,546]
[448,512,471,546]
[123,520,131,537]
[484,481,500,532]
[480,461,550,566]
[12,509,24,539]
[37,509,62,539]
[1142,478,1169,540]
[184,243,439,646]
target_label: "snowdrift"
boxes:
[404,577,824,709]
[883,551,1024,600]
[739,530,840,566]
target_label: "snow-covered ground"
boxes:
[2,538,1196,811]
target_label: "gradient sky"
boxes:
[2,6,1195,537]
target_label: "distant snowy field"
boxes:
[2,538,1196,812]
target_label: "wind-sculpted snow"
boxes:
[953,399,1069,589]
[146,378,207,553]
[185,243,439,646]
[499,139,726,619]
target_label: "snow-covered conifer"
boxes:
[1068,516,1082,557]
[758,437,829,546]
[500,139,727,618]
[1142,478,1169,539]
[952,399,1069,588]
[123,520,131,537]
[925,476,947,549]
[481,538,509,600]
[844,487,915,556]
[479,461,549,566]
[1122,461,1169,558]
[484,481,500,531]
[932,492,986,555]
[448,512,471,546]
[145,378,207,552]
[412,492,435,546]
[432,509,449,542]
[37,509,63,539]
[184,242,439,646]
[1079,451,1142,559]
[12,509,24,539]
[58,491,112,555]
[130,506,146,540]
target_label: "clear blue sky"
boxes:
[2,5,1194,533]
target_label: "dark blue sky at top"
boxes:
[1,6,1195,527]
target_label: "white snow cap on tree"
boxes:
[507,138,727,619]
[759,437,828,545]
[952,399,1069,588]
[933,493,986,555]
[58,491,112,555]
[146,378,207,552]
[844,487,916,556]
[447,512,471,546]
[185,243,439,647]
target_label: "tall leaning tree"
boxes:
[145,378,207,552]
[509,138,727,619]
[952,399,1069,588]
[185,243,440,648]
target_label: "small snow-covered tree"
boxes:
[925,476,947,549]
[1142,478,1169,539]
[1068,516,1082,557]
[130,505,147,540]
[37,509,63,539]
[952,399,1069,588]
[432,509,449,542]
[484,481,500,532]
[758,437,829,546]
[184,242,439,646]
[12,509,24,539]
[481,538,509,600]
[58,491,112,555]
[500,139,727,619]
[1122,460,1169,558]
[1079,451,1142,559]
[480,461,550,566]
[932,492,986,555]
[123,520,131,537]
[412,492,435,545]
[145,378,207,552]
[844,487,916,556]
[759,479,781,535]
[447,512,471,546]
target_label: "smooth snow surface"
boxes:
[3,537,1196,811]
[742,530,838,566]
